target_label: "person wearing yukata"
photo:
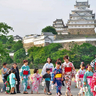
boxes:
[62,55,76,96]
[90,55,96,71]
[20,60,30,94]
[5,71,11,94]
[91,73,96,96]
[83,65,93,96]
[76,62,86,96]
[43,68,52,95]
[31,69,42,94]
[93,65,96,73]
[41,57,54,93]
[52,62,63,96]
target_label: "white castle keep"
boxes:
[53,0,96,35]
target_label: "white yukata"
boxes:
[76,69,86,94]
[41,63,54,89]
[41,63,54,76]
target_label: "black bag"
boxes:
[4,74,9,80]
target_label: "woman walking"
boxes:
[62,55,76,96]
[20,60,30,94]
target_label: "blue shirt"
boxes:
[9,73,16,85]
[2,67,8,79]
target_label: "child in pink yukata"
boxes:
[31,69,42,94]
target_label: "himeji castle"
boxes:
[67,0,96,35]
[23,0,96,51]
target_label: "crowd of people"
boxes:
[1,55,96,96]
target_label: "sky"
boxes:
[0,0,96,37]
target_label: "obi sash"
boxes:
[55,74,62,78]
[23,70,29,75]
[37,78,40,80]
[46,68,52,72]
[95,62,96,65]
[79,74,84,78]
[87,76,93,79]
[65,67,72,72]
[87,76,92,85]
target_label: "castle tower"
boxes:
[67,1,96,35]
[53,19,68,35]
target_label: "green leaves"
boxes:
[0,22,13,35]
[42,26,57,35]
[12,40,23,52]
[27,43,96,69]
[13,48,26,63]
[28,43,63,64]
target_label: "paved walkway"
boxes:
[0,81,79,96]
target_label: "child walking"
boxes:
[76,62,86,96]
[43,68,52,95]
[31,69,42,94]
[83,65,93,96]
[91,73,96,96]
[9,69,17,94]
[52,62,63,96]
[5,71,11,94]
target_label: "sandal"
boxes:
[47,92,52,95]
[65,93,69,96]
[58,92,61,96]
[23,91,28,94]
[77,93,81,96]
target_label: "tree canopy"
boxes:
[0,22,13,35]
[42,26,57,35]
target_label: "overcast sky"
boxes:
[0,0,96,37]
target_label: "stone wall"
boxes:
[60,41,96,50]
[23,42,45,52]
[68,28,95,35]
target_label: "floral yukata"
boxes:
[76,69,86,94]
[51,68,62,94]
[83,71,93,96]
[62,62,76,94]
[90,58,96,70]
[20,65,30,92]
[31,73,42,92]
[91,73,96,96]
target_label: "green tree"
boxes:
[0,22,13,35]
[0,35,8,44]
[28,43,62,64]
[12,41,23,52]
[0,42,9,60]
[13,48,26,63]
[2,56,13,64]
[0,23,13,62]
[42,26,57,35]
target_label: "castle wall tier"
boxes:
[67,1,96,35]
[68,28,95,35]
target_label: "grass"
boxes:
[0,69,79,75]
[0,69,42,75]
